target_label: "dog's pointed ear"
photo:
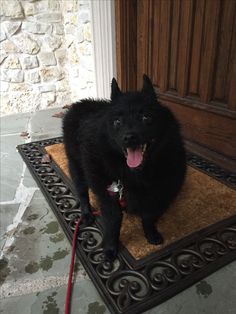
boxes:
[142,74,154,93]
[111,78,122,100]
[142,74,157,101]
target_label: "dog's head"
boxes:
[107,75,171,169]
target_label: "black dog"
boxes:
[63,75,186,260]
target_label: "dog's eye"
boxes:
[142,115,152,124]
[113,119,121,128]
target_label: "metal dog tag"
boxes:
[107,181,119,193]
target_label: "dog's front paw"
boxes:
[146,230,164,245]
[82,212,95,226]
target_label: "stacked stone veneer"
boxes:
[0,0,96,116]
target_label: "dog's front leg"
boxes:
[68,158,94,225]
[103,201,123,261]
[141,212,164,245]
[92,189,123,261]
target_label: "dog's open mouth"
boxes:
[124,144,147,168]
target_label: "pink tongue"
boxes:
[126,147,143,168]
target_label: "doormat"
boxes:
[18,137,236,314]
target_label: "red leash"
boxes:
[65,216,81,314]
[64,210,101,314]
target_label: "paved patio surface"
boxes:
[0,108,235,314]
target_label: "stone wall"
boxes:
[0,0,96,116]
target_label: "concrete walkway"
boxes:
[0,108,235,314]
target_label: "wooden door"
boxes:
[115,0,236,171]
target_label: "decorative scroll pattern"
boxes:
[18,137,236,314]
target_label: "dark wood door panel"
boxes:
[115,0,137,91]
[188,0,205,97]
[212,0,236,105]
[161,97,236,159]
[136,0,236,111]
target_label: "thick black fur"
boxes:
[63,75,186,260]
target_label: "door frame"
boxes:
[90,0,117,98]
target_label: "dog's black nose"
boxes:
[123,133,138,146]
